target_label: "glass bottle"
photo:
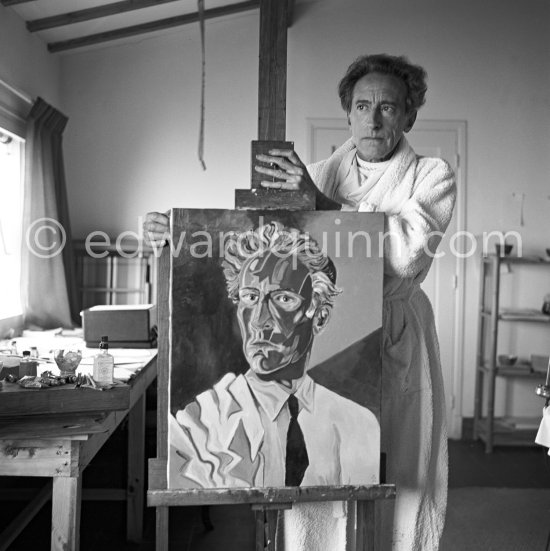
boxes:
[19,350,38,377]
[93,336,114,386]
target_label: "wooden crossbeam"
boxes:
[48,0,260,53]
[27,0,182,33]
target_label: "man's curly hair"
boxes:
[338,53,428,114]
[222,222,341,314]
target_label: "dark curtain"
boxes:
[21,97,80,328]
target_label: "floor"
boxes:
[1,420,550,550]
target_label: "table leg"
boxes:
[127,393,146,542]
[51,476,82,551]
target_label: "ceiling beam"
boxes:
[1,0,34,5]
[27,0,182,33]
[48,0,259,53]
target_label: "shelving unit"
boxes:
[473,253,550,453]
[73,239,158,309]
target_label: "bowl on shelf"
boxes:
[495,243,513,257]
[497,354,518,367]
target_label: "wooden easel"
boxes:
[147,0,395,548]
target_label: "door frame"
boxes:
[306,118,467,438]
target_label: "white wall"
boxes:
[0,4,61,110]
[60,12,259,238]
[56,0,550,420]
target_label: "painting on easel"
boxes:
[167,208,384,490]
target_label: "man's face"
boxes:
[236,250,316,378]
[348,72,415,162]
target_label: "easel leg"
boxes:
[156,506,169,551]
[127,393,146,542]
[51,476,82,551]
[356,500,375,551]
[201,505,214,531]
[252,504,289,551]
[254,508,266,551]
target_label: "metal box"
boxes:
[82,304,157,348]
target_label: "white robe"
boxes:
[286,136,456,551]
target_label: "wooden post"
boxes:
[155,249,171,551]
[126,393,146,541]
[234,0,315,211]
[251,503,292,551]
[356,500,376,550]
[51,476,81,551]
[257,0,288,141]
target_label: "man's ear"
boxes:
[312,305,331,335]
[404,110,417,133]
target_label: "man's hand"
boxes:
[255,149,341,210]
[143,211,170,247]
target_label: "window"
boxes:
[0,128,24,321]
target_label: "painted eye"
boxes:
[238,289,259,305]
[271,291,303,311]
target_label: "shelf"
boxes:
[483,254,550,266]
[480,310,550,322]
[476,417,540,447]
[478,364,545,378]
[499,310,550,322]
[475,251,550,452]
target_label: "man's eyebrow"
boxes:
[354,98,399,106]
[272,289,302,295]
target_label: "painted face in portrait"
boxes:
[348,72,416,162]
[237,250,320,379]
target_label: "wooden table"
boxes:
[0,349,157,551]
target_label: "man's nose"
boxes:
[365,107,382,129]
[251,297,275,330]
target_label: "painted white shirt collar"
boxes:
[244,369,315,422]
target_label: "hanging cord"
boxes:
[197,0,207,170]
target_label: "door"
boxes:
[307,118,466,438]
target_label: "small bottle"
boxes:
[19,350,38,377]
[30,346,39,359]
[10,340,17,355]
[93,336,114,386]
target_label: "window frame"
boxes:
[0,85,28,338]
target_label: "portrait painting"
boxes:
[166,208,384,491]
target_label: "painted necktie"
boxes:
[285,394,309,486]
